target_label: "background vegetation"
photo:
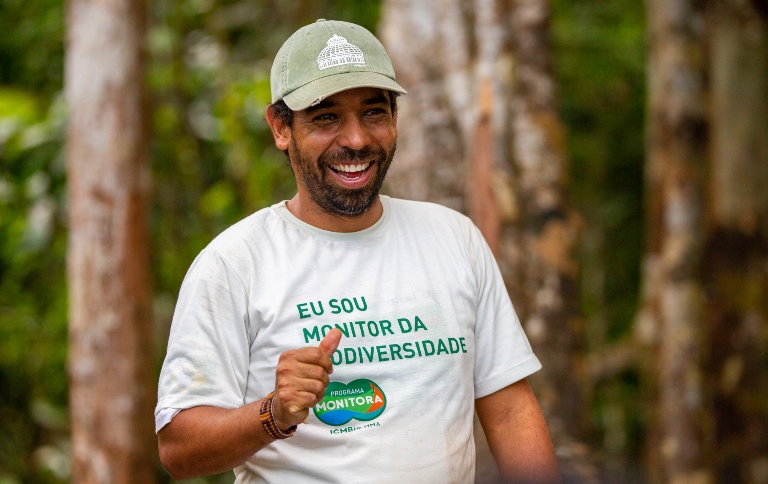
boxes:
[1,0,647,481]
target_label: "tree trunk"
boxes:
[381,1,592,481]
[65,0,156,482]
[705,1,768,481]
[643,0,710,481]
[380,0,469,213]
[508,0,584,447]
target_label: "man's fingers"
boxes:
[281,347,333,373]
[278,388,324,414]
[290,362,330,385]
[318,328,342,356]
[280,375,328,400]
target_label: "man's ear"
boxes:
[265,105,291,151]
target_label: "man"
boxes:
[156,19,560,483]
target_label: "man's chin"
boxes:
[315,190,379,217]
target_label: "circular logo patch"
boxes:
[313,379,386,426]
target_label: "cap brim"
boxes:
[282,71,407,111]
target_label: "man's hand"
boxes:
[158,329,342,479]
[272,328,342,430]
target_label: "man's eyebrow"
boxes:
[363,94,390,105]
[303,99,337,115]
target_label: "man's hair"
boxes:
[270,99,295,129]
[269,91,400,130]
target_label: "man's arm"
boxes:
[158,402,272,479]
[158,329,342,479]
[475,378,561,483]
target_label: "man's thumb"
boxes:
[319,328,342,356]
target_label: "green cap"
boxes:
[271,19,406,111]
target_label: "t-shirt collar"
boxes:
[273,195,391,241]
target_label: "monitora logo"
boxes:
[313,379,386,426]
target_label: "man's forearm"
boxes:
[158,330,340,479]
[158,403,276,479]
[476,379,561,483]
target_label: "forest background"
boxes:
[0,0,766,483]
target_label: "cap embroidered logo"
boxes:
[317,34,365,71]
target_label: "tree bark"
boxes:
[643,0,710,481]
[65,0,156,482]
[508,0,584,445]
[381,1,592,481]
[705,1,768,481]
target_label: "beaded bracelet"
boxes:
[259,392,297,440]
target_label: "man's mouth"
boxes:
[329,161,373,179]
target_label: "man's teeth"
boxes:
[330,162,371,173]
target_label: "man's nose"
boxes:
[337,116,371,150]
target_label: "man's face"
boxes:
[285,87,398,217]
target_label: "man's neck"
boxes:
[285,193,384,233]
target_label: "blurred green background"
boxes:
[0,0,644,481]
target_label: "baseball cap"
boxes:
[271,19,407,111]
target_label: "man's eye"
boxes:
[365,108,390,119]
[314,113,337,122]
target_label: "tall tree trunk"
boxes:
[65,0,156,482]
[644,0,710,481]
[705,1,768,481]
[508,0,584,448]
[381,1,592,481]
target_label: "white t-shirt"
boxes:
[156,196,541,483]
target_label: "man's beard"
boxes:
[289,138,396,217]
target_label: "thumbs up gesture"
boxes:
[272,328,342,431]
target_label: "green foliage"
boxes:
[553,0,646,341]
[552,0,646,474]
[0,0,69,457]
[0,7,69,482]
[0,0,64,98]
[0,87,69,481]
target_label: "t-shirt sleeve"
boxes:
[155,249,251,419]
[467,222,541,398]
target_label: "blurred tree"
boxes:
[642,0,710,481]
[380,0,592,481]
[705,0,768,481]
[508,0,585,456]
[66,0,156,482]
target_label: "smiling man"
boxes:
[156,19,560,483]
